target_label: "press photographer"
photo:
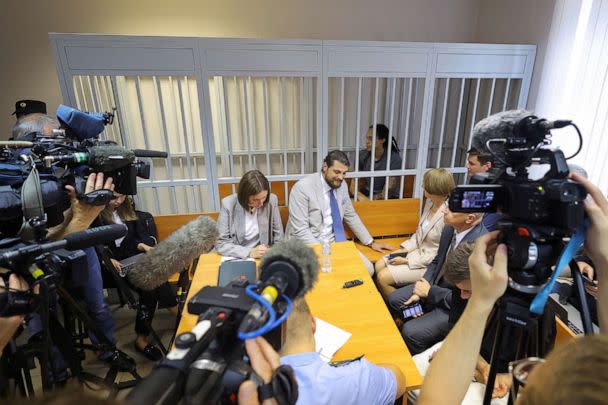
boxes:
[419,110,607,405]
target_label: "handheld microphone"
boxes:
[238,238,319,334]
[0,224,127,266]
[128,216,218,290]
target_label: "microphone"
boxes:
[128,216,218,290]
[0,224,127,266]
[238,238,319,333]
[43,144,135,171]
[132,149,169,158]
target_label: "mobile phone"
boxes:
[388,252,408,260]
[401,303,423,319]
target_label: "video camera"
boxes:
[0,105,167,238]
[127,239,318,405]
[449,110,587,292]
[0,224,127,316]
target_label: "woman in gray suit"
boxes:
[216,170,284,258]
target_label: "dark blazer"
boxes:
[422,222,488,310]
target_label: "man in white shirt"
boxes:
[285,150,392,274]
[280,298,406,404]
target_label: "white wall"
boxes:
[0,0,482,137]
[475,0,557,111]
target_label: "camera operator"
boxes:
[417,173,608,405]
[10,112,134,372]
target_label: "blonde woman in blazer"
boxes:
[374,168,455,299]
[216,170,284,259]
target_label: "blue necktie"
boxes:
[329,189,347,242]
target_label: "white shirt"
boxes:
[112,211,126,247]
[243,209,260,248]
[453,226,474,250]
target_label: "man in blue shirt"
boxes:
[279,299,406,404]
[466,147,500,231]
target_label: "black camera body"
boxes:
[449,113,586,292]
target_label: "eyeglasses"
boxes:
[509,357,545,387]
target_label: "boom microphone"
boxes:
[238,238,319,333]
[0,224,127,266]
[128,216,218,290]
[43,144,135,171]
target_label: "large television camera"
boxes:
[0,105,167,238]
[449,110,587,292]
[127,239,318,405]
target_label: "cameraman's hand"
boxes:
[66,173,114,231]
[468,231,508,313]
[237,337,279,405]
[571,173,608,278]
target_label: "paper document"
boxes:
[314,317,352,362]
[220,256,255,264]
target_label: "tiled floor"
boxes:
[16,303,178,401]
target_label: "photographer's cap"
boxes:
[56,104,106,140]
[12,99,47,118]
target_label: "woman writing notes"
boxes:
[216,170,284,259]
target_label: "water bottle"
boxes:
[321,238,332,273]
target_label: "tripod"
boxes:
[3,274,142,399]
[482,260,594,405]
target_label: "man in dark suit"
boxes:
[387,207,487,354]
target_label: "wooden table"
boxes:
[176,241,423,393]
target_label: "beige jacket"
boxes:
[400,200,446,270]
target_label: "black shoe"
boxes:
[134,342,163,362]
[103,350,136,372]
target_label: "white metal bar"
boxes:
[175,77,197,208]
[370,77,379,200]
[385,78,397,200]
[154,76,178,213]
[279,77,287,173]
[110,76,129,147]
[78,76,89,111]
[436,78,450,167]
[300,77,305,174]
[262,77,271,173]
[502,78,511,111]
[487,78,496,117]
[450,78,466,168]
[466,78,481,151]
[177,158,190,212]
[242,77,254,169]
[338,77,344,150]
[399,78,413,198]
[221,77,236,177]
[135,76,161,213]
[184,76,204,212]
[89,76,101,112]
[354,77,363,202]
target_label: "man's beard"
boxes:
[323,175,342,189]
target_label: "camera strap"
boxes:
[529,218,589,315]
[18,162,46,241]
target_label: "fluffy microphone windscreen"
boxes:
[128,216,219,290]
[471,109,533,154]
[259,238,320,299]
